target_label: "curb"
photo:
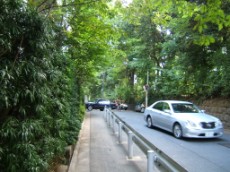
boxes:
[68,114,87,172]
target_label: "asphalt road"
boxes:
[114,109,230,172]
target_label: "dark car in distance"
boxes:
[85,99,117,111]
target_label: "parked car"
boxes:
[135,102,145,113]
[144,100,224,139]
[120,103,128,110]
[85,99,117,111]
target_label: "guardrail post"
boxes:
[104,107,107,120]
[128,131,133,159]
[110,111,112,127]
[110,112,113,127]
[110,114,113,129]
[108,111,111,127]
[105,108,108,122]
[147,150,154,172]
[118,122,122,143]
[112,115,115,133]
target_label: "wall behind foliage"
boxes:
[201,98,230,130]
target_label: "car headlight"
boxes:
[186,120,198,128]
[215,120,223,127]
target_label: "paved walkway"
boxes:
[68,110,147,172]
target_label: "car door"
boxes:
[97,99,107,109]
[151,102,164,127]
[160,102,173,131]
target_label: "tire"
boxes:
[147,116,153,128]
[87,105,93,111]
[100,108,104,111]
[173,123,183,139]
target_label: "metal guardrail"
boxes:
[104,108,187,172]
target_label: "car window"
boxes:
[98,100,110,104]
[162,102,170,111]
[172,103,199,113]
[153,102,163,111]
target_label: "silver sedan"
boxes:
[144,100,224,139]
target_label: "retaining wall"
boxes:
[200,98,230,130]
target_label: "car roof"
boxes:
[157,100,192,104]
[97,98,110,101]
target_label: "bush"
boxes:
[0,1,84,171]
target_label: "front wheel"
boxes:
[173,124,183,139]
[147,116,153,128]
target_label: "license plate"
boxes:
[206,132,214,137]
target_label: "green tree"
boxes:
[110,0,230,102]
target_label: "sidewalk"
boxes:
[68,110,147,172]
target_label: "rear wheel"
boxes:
[147,116,153,128]
[87,105,93,111]
[173,123,183,139]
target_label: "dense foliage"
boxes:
[100,0,230,104]
[0,0,85,171]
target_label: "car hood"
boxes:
[174,112,219,123]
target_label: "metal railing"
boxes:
[104,108,187,172]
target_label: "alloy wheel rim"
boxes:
[147,117,152,127]
[174,125,182,138]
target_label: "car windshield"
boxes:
[98,100,110,104]
[172,103,200,113]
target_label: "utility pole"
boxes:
[145,70,149,108]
